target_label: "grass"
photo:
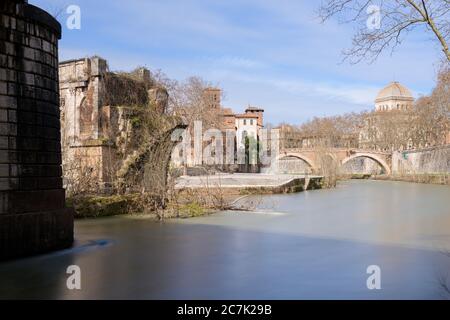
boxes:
[176,202,206,218]
[67,194,213,220]
[67,194,139,219]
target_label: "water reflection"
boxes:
[0,180,449,299]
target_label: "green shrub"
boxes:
[67,194,139,219]
[178,202,205,218]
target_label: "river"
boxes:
[1,180,449,299]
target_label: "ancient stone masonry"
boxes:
[59,57,114,191]
[59,57,172,193]
[392,145,450,174]
[0,0,73,260]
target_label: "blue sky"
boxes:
[32,0,444,125]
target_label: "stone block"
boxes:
[0,54,7,67]
[7,109,16,122]
[0,164,9,176]
[0,108,7,122]
[0,208,74,261]
[29,35,42,49]
[0,136,8,149]
[0,82,6,95]
[0,95,17,109]
[0,15,10,28]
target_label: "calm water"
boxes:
[1,180,450,300]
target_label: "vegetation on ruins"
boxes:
[65,65,178,217]
[64,63,248,219]
[103,71,150,107]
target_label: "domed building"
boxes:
[359,81,416,151]
[375,81,414,112]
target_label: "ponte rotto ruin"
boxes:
[59,56,181,194]
[0,0,73,260]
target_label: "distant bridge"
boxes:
[275,148,392,175]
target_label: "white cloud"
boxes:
[34,0,439,125]
[208,56,266,69]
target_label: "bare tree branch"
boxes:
[319,0,450,63]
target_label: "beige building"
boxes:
[235,111,262,151]
[173,88,265,169]
[359,81,416,151]
[375,81,414,112]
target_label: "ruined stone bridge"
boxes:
[276,148,392,175]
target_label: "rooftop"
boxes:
[236,114,259,119]
[245,106,265,112]
[375,81,414,103]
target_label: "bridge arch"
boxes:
[275,153,317,173]
[341,153,391,175]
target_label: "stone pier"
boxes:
[0,0,73,260]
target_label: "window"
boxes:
[250,120,254,125]
[244,120,247,125]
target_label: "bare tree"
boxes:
[319,0,450,63]
[170,77,222,129]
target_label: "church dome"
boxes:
[375,82,414,103]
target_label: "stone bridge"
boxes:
[275,148,392,175]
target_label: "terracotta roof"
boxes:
[245,106,264,112]
[204,87,221,92]
[235,113,259,119]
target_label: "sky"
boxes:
[31,0,445,125]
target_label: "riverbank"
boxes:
[68,174,324,219]
[343,173,450,185]
[371,174,450,185]
[175,173,323,193]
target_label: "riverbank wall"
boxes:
[175,174,323,194]
[372,174,450,185]
[392,145,450,175]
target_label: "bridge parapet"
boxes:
[276,148,393,175]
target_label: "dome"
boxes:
[375,82,414,103]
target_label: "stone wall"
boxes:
[392,145,450,174]
[341,158,384,175]
[59,57,113,191]
[274,158,312,174]
[59,57,170,193]
[0,0,73,260]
